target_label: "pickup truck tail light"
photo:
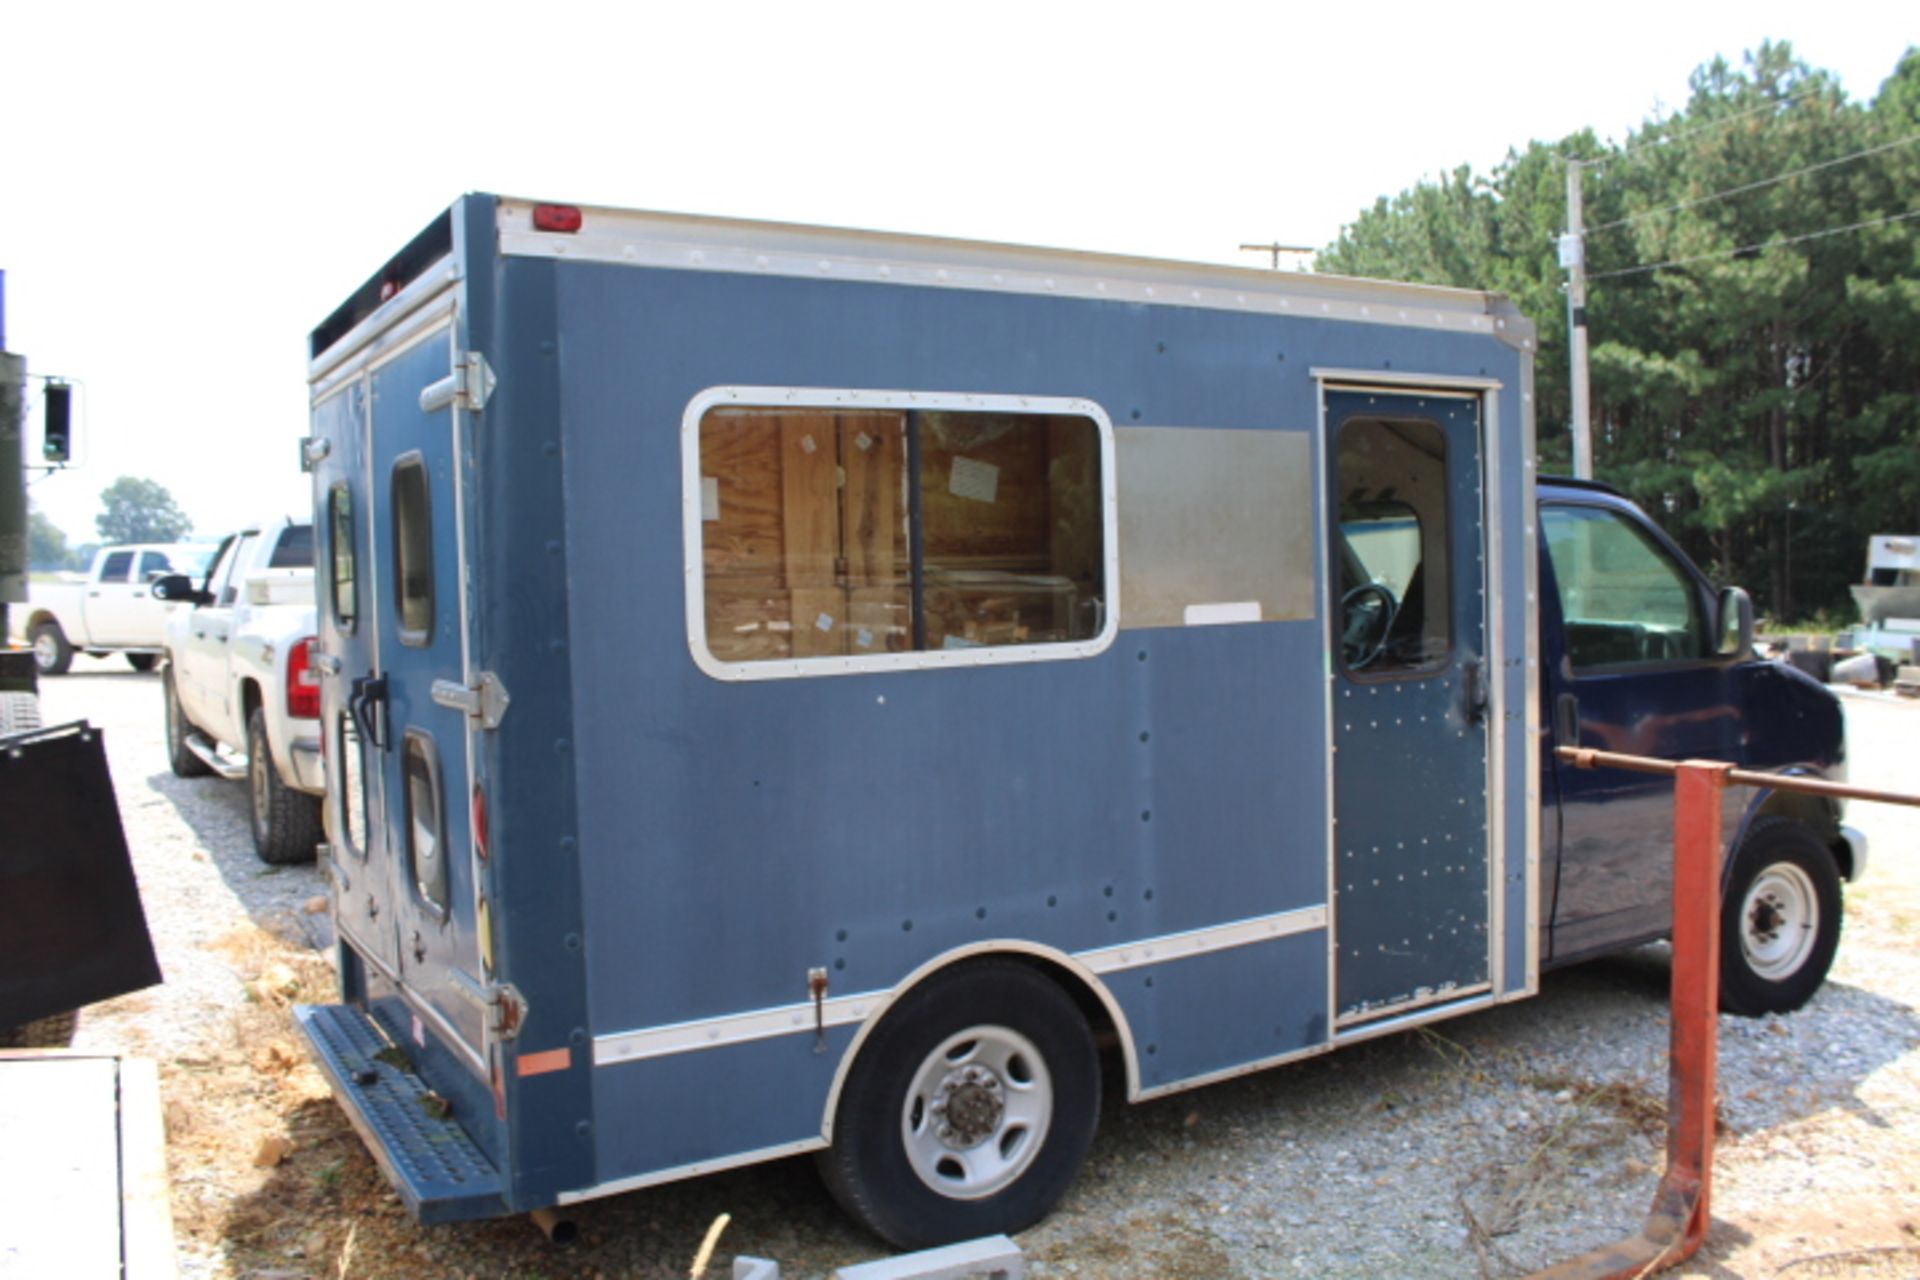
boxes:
[287,638,321,719]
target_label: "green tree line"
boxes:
[1319,41,1918,622]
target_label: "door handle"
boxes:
[1462,659,1490,726]
[1555,693,1580,746]
[349,675,390,752]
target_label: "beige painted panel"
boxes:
[1116,426,1316,629]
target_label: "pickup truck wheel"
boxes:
[29,622,73,676]
[818,961,1100,1250]
[1720,816,1842,1017]
[0,1011,78,1049]
[164,669,213,778]
[126,653,158,672]
[247,706,321,865]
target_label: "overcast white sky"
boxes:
[2,2,1908,546]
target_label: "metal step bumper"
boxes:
[294,1002,506,1223]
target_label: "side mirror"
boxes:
[151,573,210,606]
[1716,585,1754,658]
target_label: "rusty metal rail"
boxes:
[1529,748,1920,1280]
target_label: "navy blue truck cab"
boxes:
[295,195,1858,1247]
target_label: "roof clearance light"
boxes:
[532,204,583,234]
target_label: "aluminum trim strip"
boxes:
[555,1137,829,1206]
[1483,387,1507,999]
[496,199,1505,337]
[1332,991,1499,1047]
[309,257,462,386]
[592,906,1327,1068]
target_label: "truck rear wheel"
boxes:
[29,622,73,676]
[247,707,321,865]
[818,960,1100,1250]
[1720,816,1842,1017]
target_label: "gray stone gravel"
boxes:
[39,659,1920,1278]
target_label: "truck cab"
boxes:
[1535,477,1856,1013]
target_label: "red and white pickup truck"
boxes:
[14,542,219,674]
[153,517,325,864]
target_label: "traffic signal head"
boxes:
[43,382,70,463]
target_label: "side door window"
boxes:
[1542,504,1707,670]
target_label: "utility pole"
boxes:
[1560,160,1594,479]
[1238,242,1314,270]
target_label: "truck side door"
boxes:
[78,548,137,645]
[1540,498,1734,962]
[180,533,257,740]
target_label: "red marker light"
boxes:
[532,204,583,234]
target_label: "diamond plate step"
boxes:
[295,1003,506,1223]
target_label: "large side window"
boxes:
[1543,504,1707,670]
[216,534,260,606]
[269,523,314,569]
[1334,417,1451,675]
[391,455,434,646]
[328,487,357,632]
[694,397,1110,673]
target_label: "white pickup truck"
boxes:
[154,517,326,864]
[16,542,219,675]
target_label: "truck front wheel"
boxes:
[164,669,213,778]
[29,622,73,676]
[247,707,321,865]
[1720,816,1843,1017]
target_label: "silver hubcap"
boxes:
[902,1025,1052,1200]
[1741,862,1818,980]
[32,632,57,667]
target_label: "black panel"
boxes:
[0,723,161,1026]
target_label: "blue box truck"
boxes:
[297,195,1861,1248]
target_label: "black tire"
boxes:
[248,706,321,865]
[28,621,73,676]
[164,668,212,778]
[0,1011,79,1049]
[1720,816,1843,1017]
[126,653,158,672]
[818,960,1100,1250]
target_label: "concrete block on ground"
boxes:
[834,1234,1025,1280]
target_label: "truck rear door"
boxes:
[317,306,487,1075]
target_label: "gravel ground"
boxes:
[35,657,1920,1279]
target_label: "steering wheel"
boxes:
[1341,582,1399,670]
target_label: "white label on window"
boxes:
[855,628,875,649]
[949,456,999,504]
[701,476,721,522]
[800,433,818,454]
[1184,601,1263,626]
[855,432,874,452]
[815,613,835,632]
[941,634,980,649]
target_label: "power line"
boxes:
[1587,133,1920,235]
[1589,208,1920,280]
[1574,85,1826,173]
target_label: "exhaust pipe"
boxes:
[529,1207,578,1246]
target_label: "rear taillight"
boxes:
[287,637,321,719]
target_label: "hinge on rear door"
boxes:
[450,971,527,1041]
[431,671,511,730]
[418,351,497,414]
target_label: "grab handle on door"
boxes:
[349,675,389,752]
[1462,659,1490,726]
[1555,692,1581,746]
